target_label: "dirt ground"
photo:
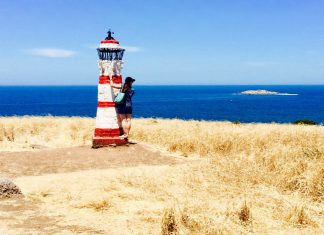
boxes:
[0,143,188,234]
[0,143,185,178]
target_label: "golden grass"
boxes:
[285,206,315,227]
[0,116,93,150]
[27,190,51,202]
[161,207,178,235]
[77,199,112,212]
[238,201,252,225]
[132,118,324,202]
[1,116,324,234]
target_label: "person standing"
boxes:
[116,77,135,139]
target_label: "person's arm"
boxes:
[123,84,129,93]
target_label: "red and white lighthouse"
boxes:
[92,30,127,147]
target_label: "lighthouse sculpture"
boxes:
[92,30,127,147]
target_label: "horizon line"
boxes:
[0,84,324,87]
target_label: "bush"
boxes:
[293,119,317,125]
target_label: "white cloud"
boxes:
[85,44,98,49]
[27,48,76,58]
[123,46,141,53]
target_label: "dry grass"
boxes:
[132,118,324,201]
[1,116,324,234]
[27,190,51,202]
[0,116,93,150]
[161,207,178,235]
[77,199,112,212]
[238,201,252,225]
[284,206,318,228]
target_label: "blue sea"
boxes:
[0,85,323,123]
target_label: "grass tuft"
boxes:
[180,208,200,232]
[161,207,178,235]
[78,199,112,212]
[293,119,317,125]
[238,201,252,224]
[286,206,317,227]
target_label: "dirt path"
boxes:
[0,143,185,178]
[0,198,107,234]
[0,143,189,234]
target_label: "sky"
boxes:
[0,0,324,85]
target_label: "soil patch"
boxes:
[0,143,185,178]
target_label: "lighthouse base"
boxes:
[92,136,128,148]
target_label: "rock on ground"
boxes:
[0,177,22,199]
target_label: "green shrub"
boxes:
[293,119,317,125]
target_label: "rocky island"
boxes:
[240,89,298,95]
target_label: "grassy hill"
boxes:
[0,117,323,234]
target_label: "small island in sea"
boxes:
[240,89,298,95]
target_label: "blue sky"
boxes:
[0,0,323,85]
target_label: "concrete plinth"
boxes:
[92,136,128,148]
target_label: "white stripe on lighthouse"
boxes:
[98,84,114,101]
[95,108,119,129]
[99,43,120,49]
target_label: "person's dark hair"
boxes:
[125,77,135,89]
[125,81,132,89]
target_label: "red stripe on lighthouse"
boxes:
[99,76,110,84]
[98,102,115,107]
[112,75,122,84]
[94,128,121,137]
[99,75,122,85]
[100,39,119,44]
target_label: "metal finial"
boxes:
[106,29,115,40]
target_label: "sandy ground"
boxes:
[0,143,190,234]
[0,143,185,178]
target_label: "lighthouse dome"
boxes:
[99,30,122,49]
[99,39,121,49]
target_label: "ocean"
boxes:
[0,85,323,123]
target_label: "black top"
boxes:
[122,85,135,107]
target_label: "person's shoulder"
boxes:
[123,84,128,91]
